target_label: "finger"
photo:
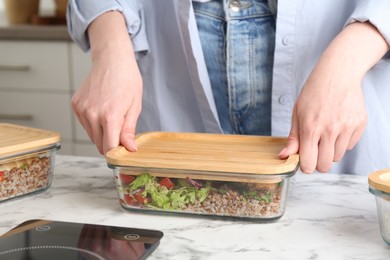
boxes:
[92,125,104,154]
[77,225,89,248]
[101,113,123,155]
[72,96,95,144]
[98,227,109,250]
[80,115,95,145]
[128,241,146,258]
[333,128,354,162]
[333,122,366,162]
[87,114,104,154]
[90,225,105,254]
[298,124,319,174]
[279,107,299,159]
[316,132,337,173]
[347,125,366,150]
[120,101,141,152]
[84,224,96,248]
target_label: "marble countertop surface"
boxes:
[0,155,389,259]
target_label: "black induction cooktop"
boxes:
[0,219,163,260]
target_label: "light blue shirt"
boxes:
[67,0,390,175]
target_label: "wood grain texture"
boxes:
[106,132,299,179]
[369,169,390,194]
[0,123,61,157]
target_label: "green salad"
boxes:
[118,173,281,218]
[120,173,211,210]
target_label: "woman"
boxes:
[67,0,390,175]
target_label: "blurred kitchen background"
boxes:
[0,0,100,157]
[0,0,63,25]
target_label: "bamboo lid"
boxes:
[106,132,299,176]
[0,123,61,158]
[369,169,390,194]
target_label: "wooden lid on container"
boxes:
[369,169,390,194]
[106,132,299,176]
[0,123,61,158]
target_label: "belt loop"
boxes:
[267,0,277,16]
[222,0,227,13]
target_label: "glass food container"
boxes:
[368,169,390,245]
[106,132,299,221]
[0,123,61,202]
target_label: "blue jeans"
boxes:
[193,0,275,135]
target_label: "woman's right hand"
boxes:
[71,11,142,155]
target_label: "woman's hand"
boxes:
[280,64,367,173]
[71,11,142,155]
[279,22,389,173]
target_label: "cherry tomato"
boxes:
[159,177,174,190]
[119,174,135,185]
[133,193,151,204]
[124,194,138,206]
[124,193,151,206]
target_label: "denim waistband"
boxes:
[194,0,274,20]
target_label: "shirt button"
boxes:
[282,36,290,46]
[279,95,290,104]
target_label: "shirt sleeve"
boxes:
[346,0,390,48]
[67,0,149,53]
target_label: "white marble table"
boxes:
[0,155,389,260]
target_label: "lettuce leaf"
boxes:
[128,173,211,210]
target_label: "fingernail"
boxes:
[278,148,287,157]
[129,139,138,152]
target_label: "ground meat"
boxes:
[183,183,283,218]
[0,156,51,201]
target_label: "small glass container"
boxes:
[369,169,390,245]
[0,123,61,202]
[106,132,299,221]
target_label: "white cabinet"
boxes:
[0,39,101,157]
[0,91,74,154]
[0,41,69,91]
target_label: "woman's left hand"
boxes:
[279,63,367,173]
[279,21,389,173]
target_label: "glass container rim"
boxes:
[0,143,61,162]
[107,163,298,182]
[369,185,390,197]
